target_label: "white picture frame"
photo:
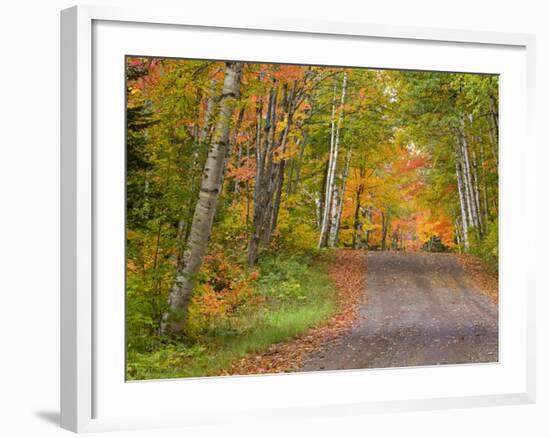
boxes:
[60,4,536,433]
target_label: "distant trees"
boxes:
[394,72,498,252]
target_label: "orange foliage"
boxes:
[187,248,261,331]
[271,65,307,83]
[226,159,255,182]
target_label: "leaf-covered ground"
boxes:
[457,254,499,304]
[221,250,367,375]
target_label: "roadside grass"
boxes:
[126,251,337,380]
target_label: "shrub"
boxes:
[185,246,261,338]
[469,219,498,271]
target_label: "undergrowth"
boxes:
[126,250,337,380]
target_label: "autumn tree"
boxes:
[161,62,244,336]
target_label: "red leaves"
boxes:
[271,65,307,83]
[400,155,429,173]
[226,159,255,182]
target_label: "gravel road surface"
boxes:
[300,251,498,371]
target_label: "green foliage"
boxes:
[127,343,207,379]
[126,251,336,380]
[257,251,327,303]
[469,220,499,271]
[274,194,319,252]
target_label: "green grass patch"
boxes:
[127,251,337,380]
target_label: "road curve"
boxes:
[300,251,498,371]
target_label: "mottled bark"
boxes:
[479,141,490,232]
[471,146,483,234]
[319,72,347,247]
[248,81,301,262]
[363,206,373,248]
[489,92,499,137]
[259,87,281,245]
[229,106,246,193]
[248,88,274,266]
[315,193,322,229]
[458,126,480,235]
[460,136,474,228]
[329,146,351,247]
[268,83,296,239]
[455,152,470,250]
[318,84,338,248]
[199,80,218,144]
[161,62,243,335]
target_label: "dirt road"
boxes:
[300,251,498,371]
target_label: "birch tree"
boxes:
[162,61,243,335]
[319,72,347,248]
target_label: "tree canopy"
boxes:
[125,57,498,376]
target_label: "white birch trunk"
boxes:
[161,62,243,335]
[455,156,470,250]
[328,184,340,246]
[458,132,474,229]
[479,141,490,232]
[320,72,347,247]
[329,146,351,247]
[467,115,483,233]
[315,193,322,229]
[471,146,483,232]
[318,83,338,247]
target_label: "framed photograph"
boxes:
[61,5,536,433]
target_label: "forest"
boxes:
[126,57,498,379]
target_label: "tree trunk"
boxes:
[248,87,276,266]
[319,72,347,247]
[363,206,372,248]
[318,83,338,248]
[381,211,389,251]
[286,155,295,195]
[161,62,243,336]
[328,184,340,246]
[480,141,490,231]
[455,219,462,251]
[467,115,483,234]
[471,145,483,234]
[315,192,322,229]
[352,182,364,250]
[230,106,245,193]
[259,87,280,246]
[465,150,481,237]
[458,128,477,233]
[244,138,251,247]
[455,154,470,250]
[268,83,297,239]
[489,91,499,155]
[329,146,351,247]
[199,80,218,144]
